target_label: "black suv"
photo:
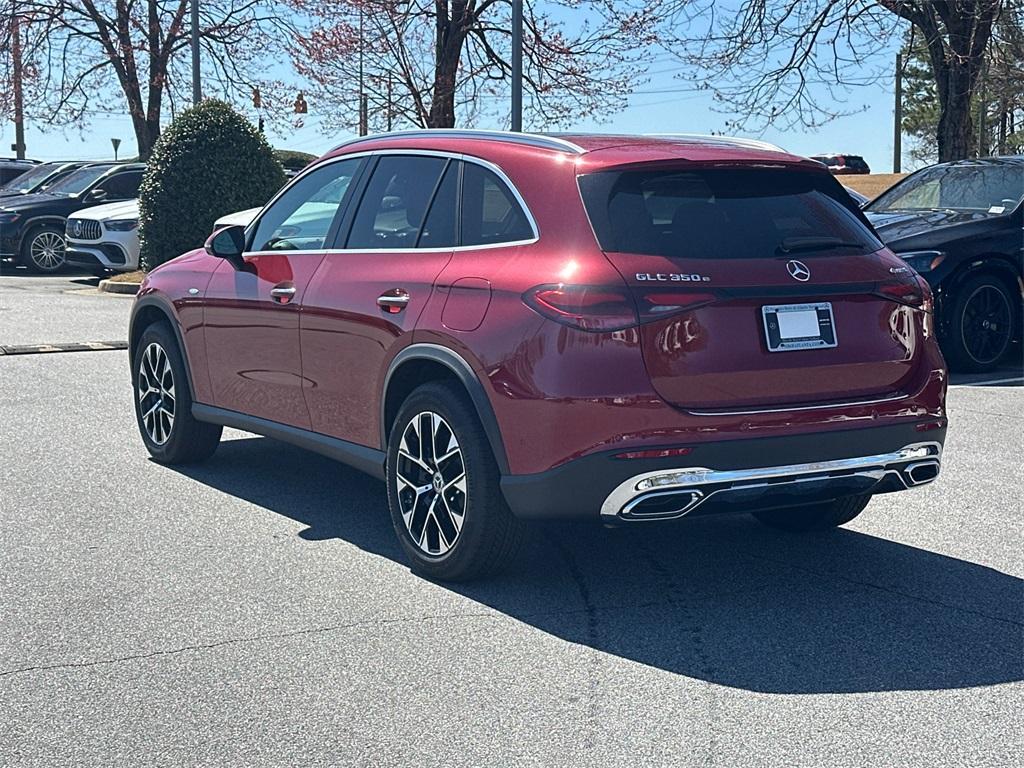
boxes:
[0,161,91,200]
[864,157,1023,372]
[0,162,144,273]
[0,158,39,187]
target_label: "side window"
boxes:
[460,163,534,247]
[98,171,143,199]
[417,162,459,248]
[346,155,447,249]
[250,158,361,252]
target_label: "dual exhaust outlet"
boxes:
[601,443,943,522]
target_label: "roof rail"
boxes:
[328,129,585,155]
[645,133,787,153]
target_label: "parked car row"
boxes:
[5,144,1020,374]
[0,161,144,273]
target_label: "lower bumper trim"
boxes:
[602,442,942,521]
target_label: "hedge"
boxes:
[139,100,286,270]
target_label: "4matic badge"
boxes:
[635,273,712,282]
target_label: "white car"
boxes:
[65,200,140,273]
[214,207,260,230]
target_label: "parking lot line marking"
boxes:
[950,375,1024,388]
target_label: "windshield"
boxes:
[0,163,59,193]
[579,168,880,260]
[869,163,1024,214]
[44,165,114,196]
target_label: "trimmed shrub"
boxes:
[273,149,317,173]
[139,100,286,270]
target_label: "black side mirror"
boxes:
[204,225,247,269]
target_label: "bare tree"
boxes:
[0,1,294,159]
[289,0,658,132]
[659,1,1008,162]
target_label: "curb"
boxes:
[98,279,141,295]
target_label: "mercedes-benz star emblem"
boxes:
[73,221,82,237]
[786,260,811,282]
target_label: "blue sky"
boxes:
[3,10,913,172]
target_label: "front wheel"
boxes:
[386,382,524,581]
[21,225,67,273]
[133,323,222,464]
[752,494,871,532]
[944,274,1017,372]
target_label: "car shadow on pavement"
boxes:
[170,436,1024,696]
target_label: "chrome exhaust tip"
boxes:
[621,489,704,520]
[904,460,940,487]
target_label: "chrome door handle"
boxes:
[377,292,410,313]
[270,285,297,304]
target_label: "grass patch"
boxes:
[106,270,146,283]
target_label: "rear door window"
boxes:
[97,170,143,200]
[578,169,880,260]
[346,155,447,249]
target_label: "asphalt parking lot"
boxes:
[1,270,1022,766]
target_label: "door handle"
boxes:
[270,284,297,304]
[377,290,410,313]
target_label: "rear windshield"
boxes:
[579,168,881,259]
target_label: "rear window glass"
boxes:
[578,169,880,260]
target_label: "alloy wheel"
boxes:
[961,284,1012,365]
[29,230,66,271]
[137,342,176,445]
[395,411,467,556]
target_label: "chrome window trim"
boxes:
[242,148,539,258]
[328,129,585,156]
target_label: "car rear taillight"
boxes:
[524,285,720,332]
[523,284,638,331]
[876,275,932,309]
[635,291,717,319]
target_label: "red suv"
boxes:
[129,131,947,580]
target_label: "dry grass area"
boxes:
[106,270,146,283]
[841,173,907,200]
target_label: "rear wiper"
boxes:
[779,236,865,253]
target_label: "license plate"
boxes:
[762,302,837,352]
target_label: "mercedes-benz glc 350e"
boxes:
[129,131,947,580]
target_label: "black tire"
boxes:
[20,224,67,273]
[386,381,524,581]
[133,322,222,464]
[752,494,871,532]
[943,273,1018,373]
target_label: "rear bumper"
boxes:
[500,422,945,520]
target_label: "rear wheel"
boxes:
[133,323,222,464]
[21,225,67,273]
[752,494,871,532]
[944,274,1017,372]
[386,382,524,581]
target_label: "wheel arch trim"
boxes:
[17,215,68,252]
[382,343,510,474]
[129,294,197,400]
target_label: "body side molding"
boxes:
[192,404,386,480]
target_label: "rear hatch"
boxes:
[579,165,929,411]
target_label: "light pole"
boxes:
[191,0,201,104]
[511,0,523,132]
[893,53,902,173]
[358,5,367,136]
